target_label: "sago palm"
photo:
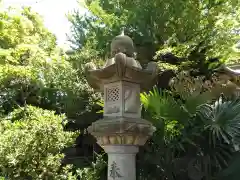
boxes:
[140,87,240,180]
[197,97,240,146]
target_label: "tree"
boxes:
[0,6,56,56]
[0,4,102,177]
[69,0,240,77]
[0,4,101,129]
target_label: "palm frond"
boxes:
[140,87,189,125]
[196,97,240,145]
[184,91,213,115]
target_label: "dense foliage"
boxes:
[0,6,99,120]
[69,0,240,77]
[138,73,240,180]
[0,106,78,179]
[67,1,240,179]
[1,0,240,179]
[0,3,102,179]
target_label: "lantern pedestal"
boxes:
[104,145,138,180]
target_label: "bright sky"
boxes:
[3,0,87,47]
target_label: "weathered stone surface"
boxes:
[88,117,155,146]
[215,64,240,97]
[84,32,158,92]
[111,34,135,57]
[105,145,138,180]
[220,64,240,76]
[85,33,157,180]
[103,81,141,118]
[85,53,157,91]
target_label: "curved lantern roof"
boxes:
[217,64,240,76]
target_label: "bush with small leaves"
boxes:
[0,106,78,180]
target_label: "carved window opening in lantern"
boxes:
[107,87,120,102]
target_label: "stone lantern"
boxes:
[85,33,158,180]
[216,64,240,96]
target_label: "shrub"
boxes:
[0,106,78,180]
